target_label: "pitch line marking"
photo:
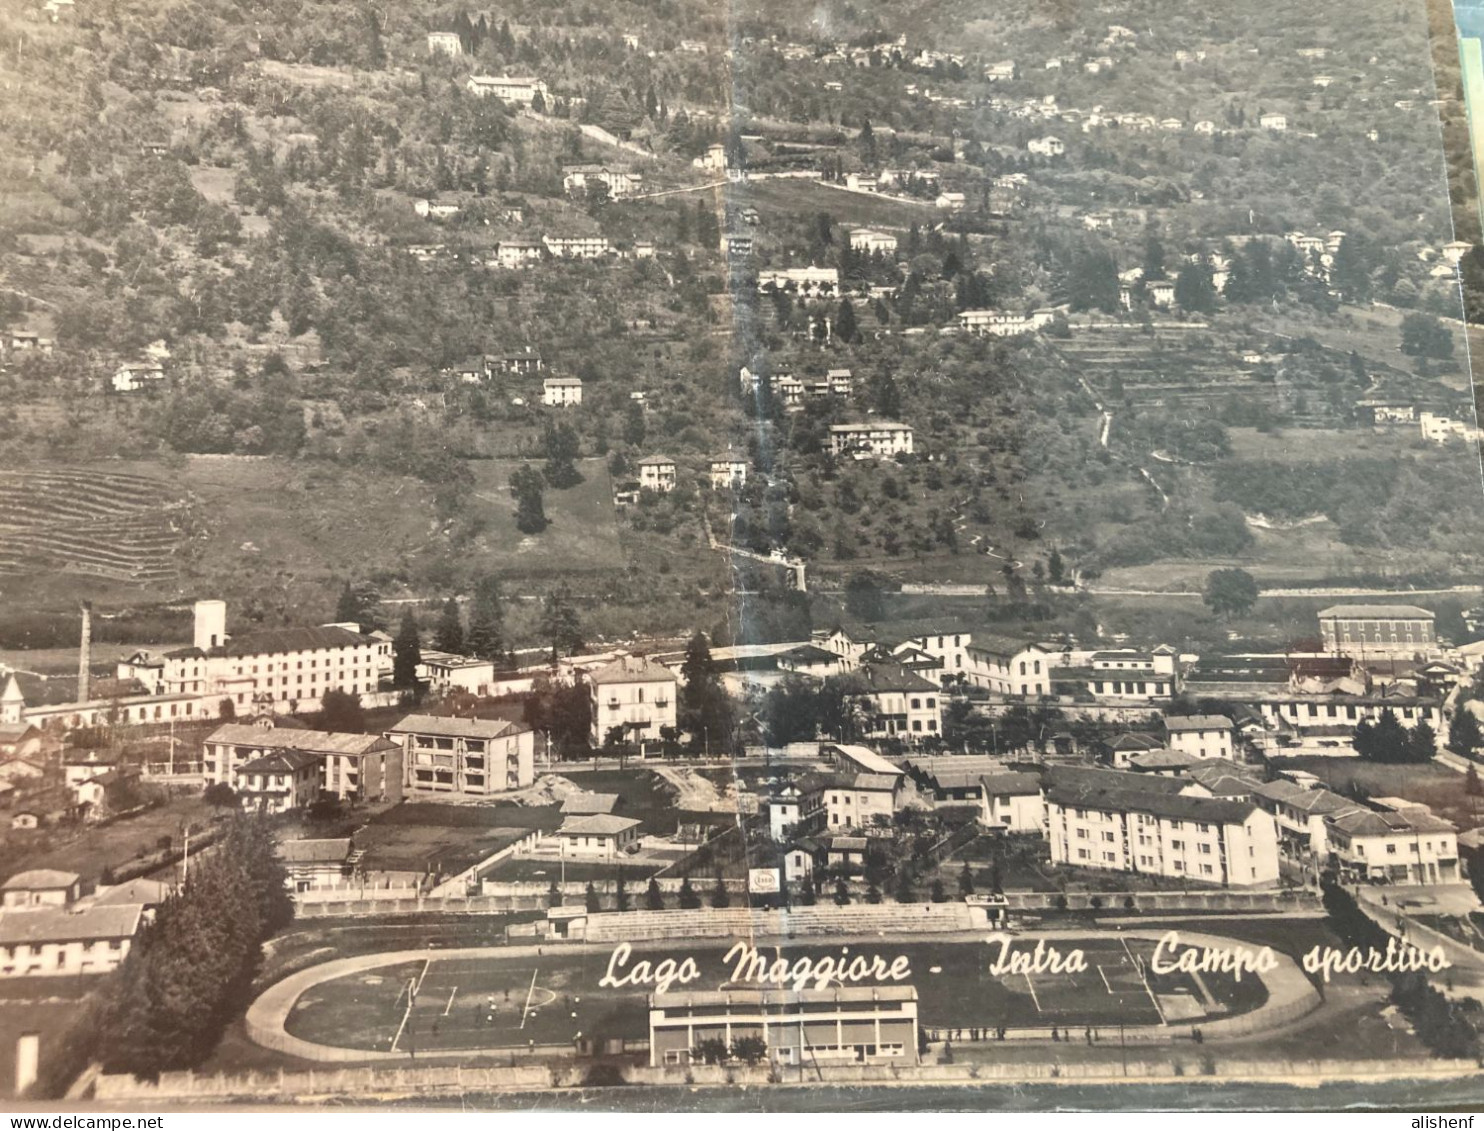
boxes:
[444,986,457,1016]
[390,977,416,1052]
[1024,971,1042,1012]
[1097,964,1113,994]
[519,967,540,1030]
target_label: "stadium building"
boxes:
[648,986,919,1067]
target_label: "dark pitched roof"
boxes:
[1046,766,1257,824]
[839,663,939,695]
[221,625,369,657]
[979,771,1043,796]
[235,748,322,774]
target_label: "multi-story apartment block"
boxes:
[709,455,748,489]
[1076,647,1180,702]
[837,663,941,740]
[115,600,391,718]
[495,241,544,268]
[233,748,322,814]
[1164,714,1234,760]
[1324,806,1459,884]
[427,31,463,56]
[849,228,898,253]
[965,637,1053,697]
[1045,767,1280,887]
[957,309,1057,337]
[587,655,679,747]
[1317,604,1438,658]
[385,714,535,796]
[898,631,972,682]
[828,422,914,458]
[636,456,677,493]
[561,165,643,199]
[1251,780,1362,863]
[757,267,840,296]
[466,75,549,105]
[821,771,900,830]
[202,723,403,804]
[542,234,611,259]
[542,377,584,406]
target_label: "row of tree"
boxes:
[39,816,292,1092]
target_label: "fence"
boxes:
[1002,889,1322,915]
[91,1055,1481,1101]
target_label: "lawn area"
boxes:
[477,858,662,884]
[559,769,682,836]
[281,934,1267,1055]
[1,794,215,887]
[743,177,937,229]
[1224,427,1416,464]
[1266,757,1476,829]
[354,803,565,878]
[463,458,624,578]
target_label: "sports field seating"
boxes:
[581,903,976,943]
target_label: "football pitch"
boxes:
[283,937,1269,1055]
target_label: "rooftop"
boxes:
[277,838,353,864]
[386,714,523,739]
[1,869,80,891]
[1316,604,1435,620]
[205,724,397,757]
[1164,714,1234,732]
[587,655,678,686]
[0,904,142,946]
[559,814,642,836]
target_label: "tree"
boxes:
[709,874,730,908]
[1330,235,1373,303]
[334,581,362,624]
[203,782,237,808]
[694,1038,729,1065]
[615,875,630,912]
[434,597,465,654]
[844,571,887,622]
[585,882,601,913]
[958,861,975,897]
[1401,313,1454,361]
[731,1035,767,1064]
[542,422,583,489]
[694,197,719,250]
[319,689,365,733]
[894,872,916,903]
[1450,706,1483,756]
[645,878,665,910]
[1467,764,1483,797]
[393,608,421,688]
[835,298,859,343]
[1069,247,1120,313]
[510,465,549,533]
[834,879,851,905]
[1174,260,1217,314]
[678,877,701,909]
[679,631,730,753]
[1202,568,1259,618]
[466,577,506,663]
[540,584,584,661]
[930,879,948,903]
[1047,546,1066,586]
[1142,234,1166,281]
[1407,719,1438,764]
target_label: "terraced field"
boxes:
[1056,325,1268,411]
[0,468,189,584]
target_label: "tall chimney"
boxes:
[77,601,92,704]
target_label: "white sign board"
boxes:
[748,867,781,894]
